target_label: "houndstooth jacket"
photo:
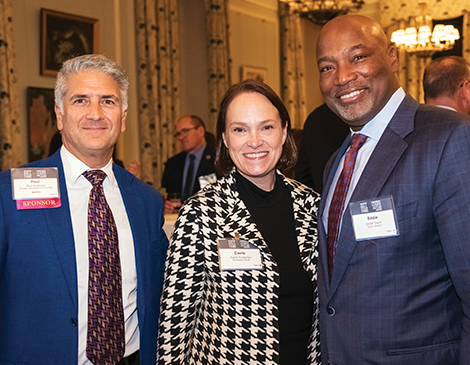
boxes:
[157,170,321,364]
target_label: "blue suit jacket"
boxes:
[0,151,168,364]
[318,95,470,364]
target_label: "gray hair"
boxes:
[54,54,129,113]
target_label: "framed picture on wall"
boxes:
[27,87,60,162]
[241,65,268,83]
[41,8,98,77]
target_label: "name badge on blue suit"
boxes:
[11,168,61,210]
[349,196,399,240]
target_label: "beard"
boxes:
[329,96,374,124]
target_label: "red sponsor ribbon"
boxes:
[17,198,61,210]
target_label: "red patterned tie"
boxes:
[84,170,125,365]
[327,134,367,281]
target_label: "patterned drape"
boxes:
[380,0,470,103]
[279,3,307,130]
[0,0,23,170]
[204,0,231,132]
[134,0,181,188]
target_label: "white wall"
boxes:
[228,0,280,94]
[178,0,211,129]
[12,0,138,166]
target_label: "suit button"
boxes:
[71,318,78,326]
[327,306,335,316]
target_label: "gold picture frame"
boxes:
[41,8,98,77]
[241,65,268,83]
[27,87,58,162]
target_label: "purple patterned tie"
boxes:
[84,170,125,365]
[327,133,367,281]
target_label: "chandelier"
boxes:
[279,0,365,25]
[391,15,459,58]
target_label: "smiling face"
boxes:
[56,69,127,168]
[317,15,400,131]
[223,92,287,191]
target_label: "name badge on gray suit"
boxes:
[349,196,399,240]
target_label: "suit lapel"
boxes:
[220,195,272,259]
[193,145,215,194]
[327,94,419,295]
[41,154,78,310]
[318,136,351,293]
[114,167,148,319]
[216,174,273,265]
[289,181,316,273]
[196,146,213,176]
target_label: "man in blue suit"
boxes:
[317,15,470,364]
[0,54,168,364]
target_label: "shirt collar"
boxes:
[436,105,457,112]
[353,87,406,141]
[189,142,207,162]
[60,146,117,189]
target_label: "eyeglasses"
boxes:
[174,126,199,137]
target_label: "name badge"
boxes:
[198,173,217,189]
[349,196,399,241]
[11,168,61,210]
[217,235,263,271]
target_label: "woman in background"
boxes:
[157,79,321,364]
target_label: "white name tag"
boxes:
[217,237,263,271]
[198,173,217,189]
[11,168,61,210]
[350,196,399,241]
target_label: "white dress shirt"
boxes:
[322,88,406,233]
[60,147,139,364]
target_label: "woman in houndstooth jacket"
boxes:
[157,79,321,364]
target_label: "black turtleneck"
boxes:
[235,171,313,364]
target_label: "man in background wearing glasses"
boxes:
[162,115,216,214]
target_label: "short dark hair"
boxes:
[178,114,206,131]
[214,79,297,176]
[423,56,470,102]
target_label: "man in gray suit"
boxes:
[317,15,470,364]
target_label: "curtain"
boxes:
[134,0,181,188]
[0,0,22,170]
[380,0,470,103]
[279,3,307,129]
[204,0,230,132]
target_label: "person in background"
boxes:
[317,15,470,364]
[157,79,321,364]
[295,103,349,193]
[423,55,470,115]
[161,115,216,214]
[0,54,168,364]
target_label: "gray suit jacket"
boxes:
[319,94,470,364]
